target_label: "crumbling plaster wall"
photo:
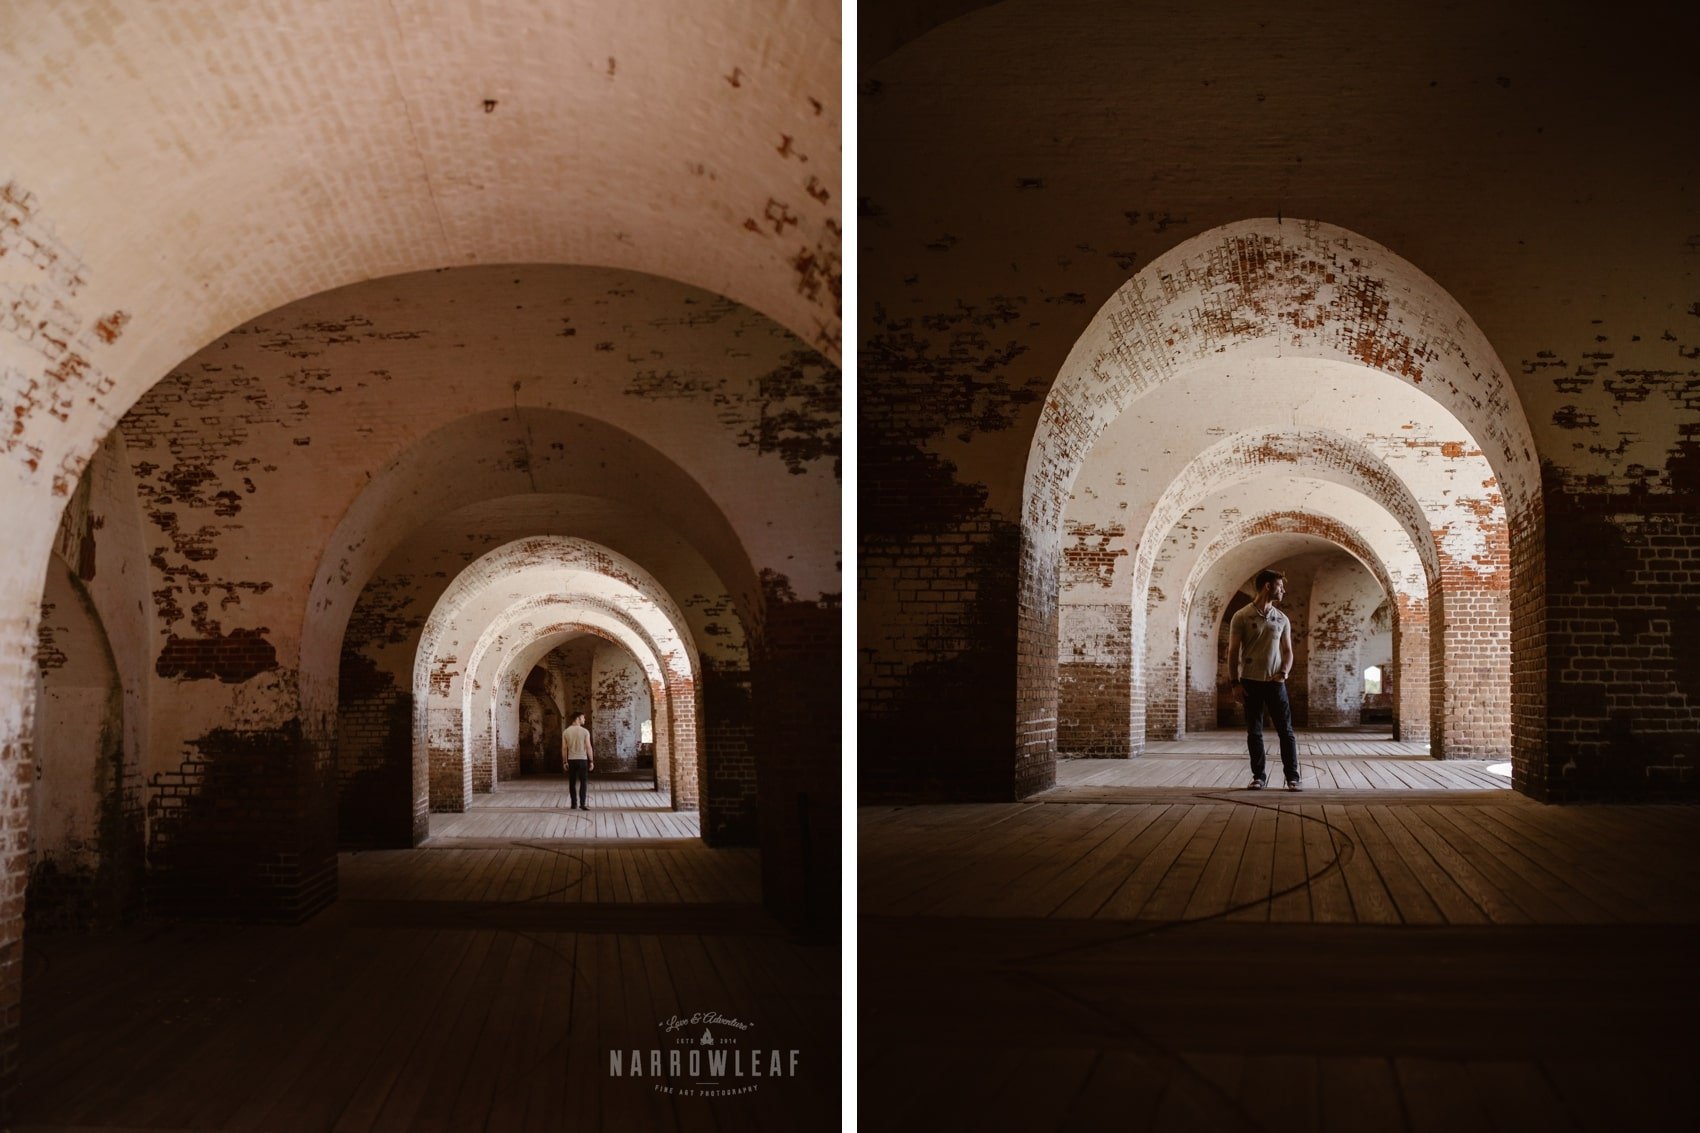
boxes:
[1306,553,1387,729]
[861,0,1693,802]
[591,640,652,772]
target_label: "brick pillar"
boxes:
[1015,535,1059,798]
[665,679,701,817]
[1509,505,1546,796]
[1431,571,1512,760]
[859,437,1025,801]
[1391,596,1430,743]
[0,629,33,1126]
[649,680,671,791]
[334,647,416,848]
[469,680,497,794]
[701,667,754,843]
[1143,641,1180,742]
[753,579,839,938]
[425,691,467,812]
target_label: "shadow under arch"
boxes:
[1023,217,1541,795]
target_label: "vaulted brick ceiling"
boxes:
[0,0,840,549]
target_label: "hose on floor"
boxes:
[988,763,1361,1131]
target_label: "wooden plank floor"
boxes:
[860,791,1700,1131]
[19,844,837,1132]
[1061,730,1510,792]
[428,775,702,843]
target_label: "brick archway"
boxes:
[1062,427,1448,755]
[415,538,698,826]
[1178,514,1415,742]
[1025,218,1540,795]
[473,602,683,803]
[494,627,665,786]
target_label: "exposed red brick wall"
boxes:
[859,441,1026,800]
[1535,497,1700,799]
[1392,595,1430,743]
[146,719,336,923]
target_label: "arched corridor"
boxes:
[1034,218,1526,784]
[857,0,1700,1127]
[2,0,840,1125]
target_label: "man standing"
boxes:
[564,710,595,809]
[1226,569,1301,791]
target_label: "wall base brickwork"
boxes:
[147,720,337,923]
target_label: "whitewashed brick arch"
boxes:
[1028,218,1537,772]
[414,538,698,825]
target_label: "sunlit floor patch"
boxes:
[1487,762,1513,777]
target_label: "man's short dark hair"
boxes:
[1254,569,1285,591]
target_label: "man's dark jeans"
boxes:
[1242,678,1299,785]
[567,759,589,807]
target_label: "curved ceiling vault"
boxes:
[0,0,841,518]
[1027,219,1538,572]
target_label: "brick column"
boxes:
[0,627,32,1126]
[1391,596,1430,743]
[335,646,416,848]
[753,582,839,939]
[1143,645,1181,742]
[1431,572,1512,760]
[860,437,1026,802]
[701,667,754,843]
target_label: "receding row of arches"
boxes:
[1031,220,1531,783]
[20,263,839,943]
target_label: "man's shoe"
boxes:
[1286,779,1303,792]
[1248,778,1267,790]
